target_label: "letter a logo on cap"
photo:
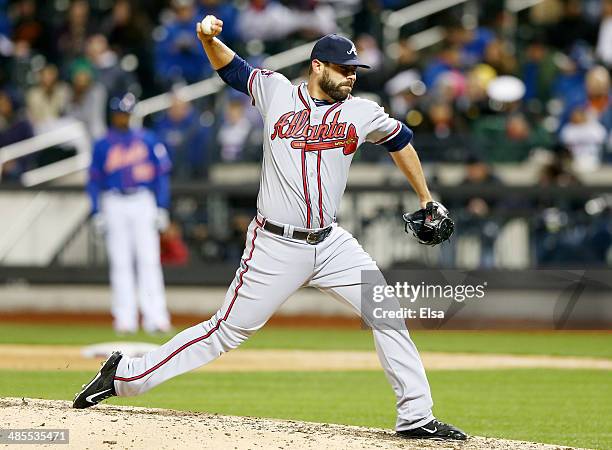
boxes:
[347,43,357,56]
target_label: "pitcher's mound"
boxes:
[0,398,579,449]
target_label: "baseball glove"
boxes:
[403,201,454,246]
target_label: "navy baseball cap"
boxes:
[310,34,370,69]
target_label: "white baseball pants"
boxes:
[101,189,171,333]
[113,216,433,430]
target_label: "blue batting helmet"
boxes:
[109,92,137,114]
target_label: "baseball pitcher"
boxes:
[74,17,465,441]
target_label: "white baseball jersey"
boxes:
[247,70,409,228]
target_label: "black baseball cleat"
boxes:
[73,351,122,409]
[397,419,468,441]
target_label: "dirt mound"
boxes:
[0,398,582,449]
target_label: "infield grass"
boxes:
[0,323,611,358]
[0,368,609,449]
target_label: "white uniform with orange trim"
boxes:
[113,69,435,431]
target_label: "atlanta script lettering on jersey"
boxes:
[270,110,358,155]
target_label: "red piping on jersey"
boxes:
[114,225,261,382]
[374,121,401,145]
[297,85,312,228]
[297,85,310,111]
[248,70,258,106]
[301,149,312,228]
[317,150,324,227]
[322,102,342,123]
[296,85,348,228]
[315,102,342,227]
[317,102,343,227]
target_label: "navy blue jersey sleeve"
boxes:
[216,54,254,95]
[154,171,171,209]
[86,179,101,215]
[381,123,413,152]
[146,134,172,209]
[86,140,106,215]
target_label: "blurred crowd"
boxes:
[0,0,351,179]
[0,0,611,267]
[1,0,612,174]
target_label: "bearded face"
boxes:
[318,66,354,102]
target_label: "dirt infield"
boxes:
[1,345,611,372]
[0,398,584,450]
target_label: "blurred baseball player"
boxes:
[86,93,173,335]
[74,18,466,441]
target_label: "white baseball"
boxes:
[200,15,216,35]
